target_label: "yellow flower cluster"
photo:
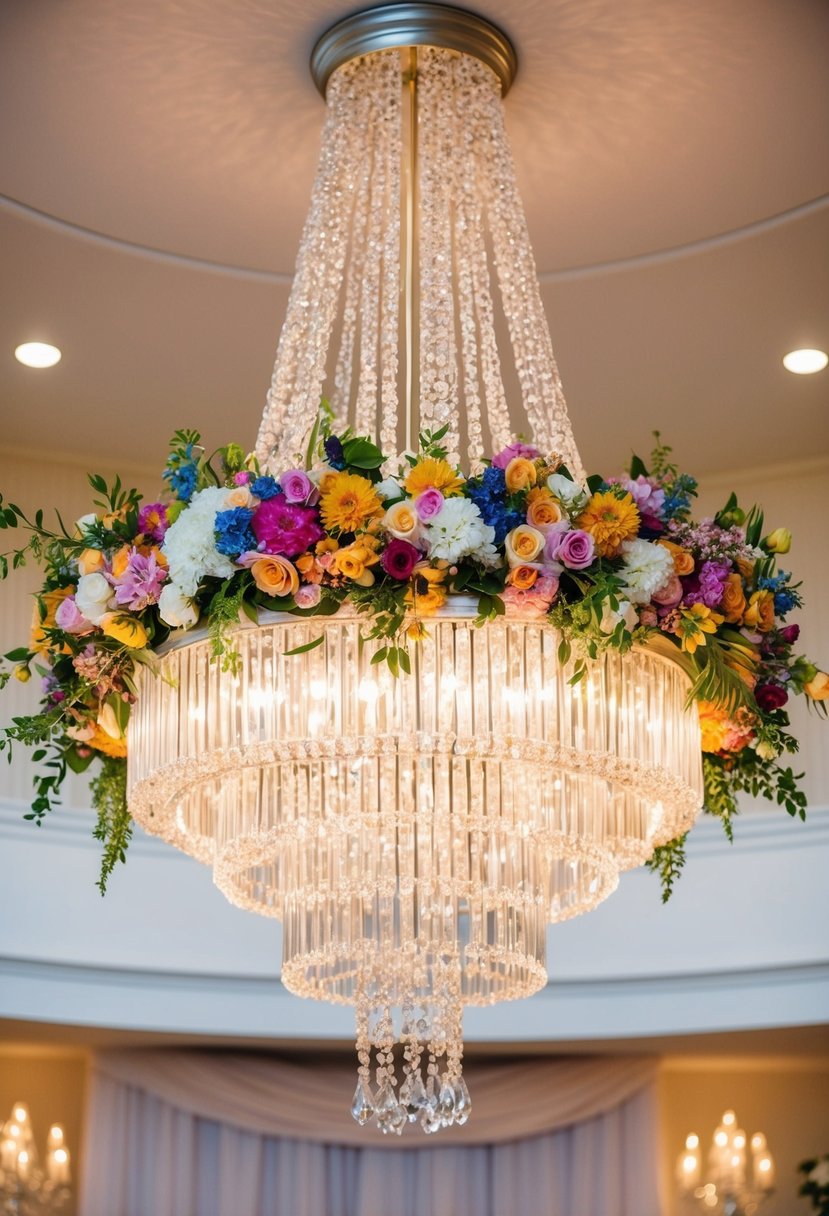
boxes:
[319,473,383,534]
[576,491,640,557]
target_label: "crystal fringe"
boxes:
[254,48,586,477]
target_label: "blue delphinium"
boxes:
[214,507,256,557]
[251,475,282,501]
[163,442,199,502]
[466,465,524,544]
[758,571,801,617]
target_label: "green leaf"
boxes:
[342,437,384,470]
[284,635,324,657]
[4,648,31,662]
[398,647,412,675]
[371,646,389,665]
[557,638,571,665]
[586,474,604,495]
[240,598,259,625]
[629,453,648,479]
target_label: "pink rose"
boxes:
[652,574,683,608]
[294,583,322,609]
[492,442,540,470]
[558,529,595,570]
[280,469,316,504]
[415,489,444,521]
[55,595,94,635]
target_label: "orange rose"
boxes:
[720,572,747,624]
[504,457,538,493]
[78,548,106,576]
[526,489,563,529]
[251,555,300,597]
[804,671,829,702]
[332,539,380,585]
[659,539,695,577]
[743,589,775,633]
[735,555,756,583]
[507,565,539,590]
[110,545,131,580]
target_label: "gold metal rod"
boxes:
[403,46,418,454]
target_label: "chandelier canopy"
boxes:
[127,4,703,1135]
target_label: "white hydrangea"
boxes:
[161,486,236,597]
[426,497,498,565]
[618,538,674,605]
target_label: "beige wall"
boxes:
[659,1056,829,1216]
[0,1045,88,1216]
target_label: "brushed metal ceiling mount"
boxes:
[310,2,518,97]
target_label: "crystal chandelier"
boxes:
[677,1110,775,1214]
[128,3,703,1135]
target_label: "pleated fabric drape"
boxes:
[80,1051,661,1216]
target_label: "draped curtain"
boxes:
[81,1051,661,1216]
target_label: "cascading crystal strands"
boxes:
[128,15,703,1136]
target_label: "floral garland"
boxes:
[1,424,826,894]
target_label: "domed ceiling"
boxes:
[1,0,827,474]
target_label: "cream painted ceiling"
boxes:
[1,0,828,476]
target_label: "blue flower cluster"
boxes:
[251,475,282,501]
[214,507,256,557]
[758,572,801,617]
[663,473,698,521]
[163,442,198,502]
[466,465,524,544]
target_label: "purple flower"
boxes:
[614,475,666,520]
[381,538,421,581]
[137,502,169,544]
[696,559,731,608]
[558,529,596,570]
[251,498,323,558]
[280,468,316,504]
[415,489,444,521]
[779,623,800,646]
[55,594,93,635]
[755,683,789,711]
[233,471,252,486]
[543,521,571,564]
[492,442,540,470]
[113,549,168,610]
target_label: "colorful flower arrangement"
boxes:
[1,423,826,894]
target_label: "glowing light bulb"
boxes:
[13,1107,26,1123]
[722,1110,736,1127]
[686,1134,699,1150]
[714,1130,728,1148]
[54,1148,68,1163]
[783,348,828,374]
[15,342,62,368]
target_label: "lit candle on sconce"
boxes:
[16,1148,30,1182]
[676,1133,701,1190]
[48,1145,71,1185]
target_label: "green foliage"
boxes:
[206,574,251,672]
[646,834,688,903]
[90,756,131,895]
[684,636,756,717]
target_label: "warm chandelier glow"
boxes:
[128,5,703,1136]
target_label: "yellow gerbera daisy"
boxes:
[576,490,640,557]
[88,724,128,759]
[319,472,383,534]
[403,458,464,498]
[405,562,448,614]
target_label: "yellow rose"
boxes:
[804,671,829,702]
[742,589,775,633]
[333,540,380,586]
[110,545,131,580]
[78,548,106,576]
[658,539,695,577]
[30,587,75,654]
[383,500,421,541]
[526,490,563,529]
[100,613,148,649]
[504,457,538,493]
[763,527,792,555]
[251,556,300,597]
[504,525,545,567]
[720,572,747,624]
[507,565,539,590]
[405,563,447,614]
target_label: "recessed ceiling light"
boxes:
[782,348,828,375]
[14,341,62,369]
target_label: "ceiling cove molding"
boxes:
[2,190,827,285]
[3,797,827,860]
[1,954,826,1042]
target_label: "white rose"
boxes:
[600,599,638,635]
[158,584,200,629]
[376,477,403,502]
[74,512,99,535]
[504,525,546,567]
[547,473,587,510]
[75,572,114,625]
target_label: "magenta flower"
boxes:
[137,502,169,544]
[280,468,316,504]
[251,498,323,558]
[779,623,800,646]
[558,529,595,570]
[233,471,252,486]
[381,538,421,581]
[755,683,788,712]
[415,489,444,521]
[492,442,540,470]
[113,549,168,610]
